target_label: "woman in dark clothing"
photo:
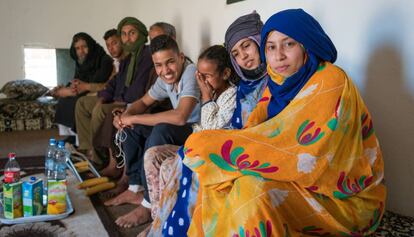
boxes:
[53,32,113,130]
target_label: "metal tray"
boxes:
[0,193,74,225]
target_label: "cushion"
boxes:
[0,79,49,101]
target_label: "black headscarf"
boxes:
[69,32,109,82]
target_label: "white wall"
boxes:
[132,0,414,218]
[0,0,136,87]
[1,0,414,217]
[132,0,414,93]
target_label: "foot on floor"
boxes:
[99,157,122,178]
[115,205,152,228]
[104,189,143,206]
[100,174,128,199]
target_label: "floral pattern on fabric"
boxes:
[297,153,317,174]
[296,120,325,146]
[339,203,384,236]
[268,188,289,207]
[333,172,374,199]
[209,140,278,177]
[361,112,374,140]
[233,220,273,237]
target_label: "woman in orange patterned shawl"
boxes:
[183,9,386,236]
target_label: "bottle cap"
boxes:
[30,176,36,182]
[58,140,65,148]
[8,152,16,159]
[50,138,56,145]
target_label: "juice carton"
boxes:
[3,181,23,219]
[22,176,43,217]
[47,179,67,215]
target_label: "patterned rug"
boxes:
[0,221,75,237]
[374,211,414,236]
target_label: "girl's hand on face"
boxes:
[196,71,214,102]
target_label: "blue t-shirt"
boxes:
[148,63,200,123]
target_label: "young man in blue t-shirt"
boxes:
[105,35,200,228]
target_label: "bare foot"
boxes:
[100,173,128,199]
[137,224,152,237]
[100,157,122,178]
[100,181,128,199]
[115,205,152,228]
[104,189,143,206]
[86,149,107,170]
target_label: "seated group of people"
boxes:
[51,8,386,237]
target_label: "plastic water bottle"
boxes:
[54,141,68,180]
[45,138,57,180]
[4,152,21,183]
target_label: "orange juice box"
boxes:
[47,179,67,215]
[23,177,43,217]
[3,181,23,219]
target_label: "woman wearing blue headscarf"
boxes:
[182,9,385,236]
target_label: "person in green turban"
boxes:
[117,17,149,87]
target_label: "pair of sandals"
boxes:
[64,143,101,182]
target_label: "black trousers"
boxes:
[123,123,193,201]
[54,93,86,129]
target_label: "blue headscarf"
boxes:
[225,12,269,129]
[260,9,337,119]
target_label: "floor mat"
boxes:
[374,210,414,236]
[0,221,75,237]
